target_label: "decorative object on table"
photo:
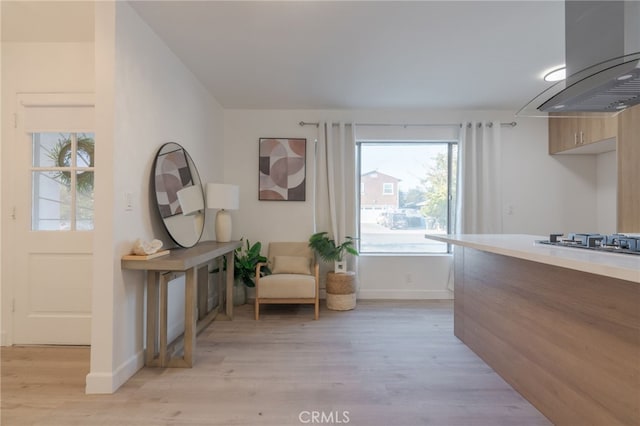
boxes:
[123,239,170,260]
[308,231,358,273]
[206,183,240,243]
[258,138,306,201]
[152,143,205,248]
[132,238,164,255]
[326,271,357,311]
[232,239,271,305]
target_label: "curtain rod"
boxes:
[299,121,517,128]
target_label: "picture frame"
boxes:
[258,138,306,201]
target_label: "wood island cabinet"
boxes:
[548,112,617,154]
[425,234,640,426]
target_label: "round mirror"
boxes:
[152,142,205,248]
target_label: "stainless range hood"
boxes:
[519,1,640,116]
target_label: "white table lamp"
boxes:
[206,183,239,242]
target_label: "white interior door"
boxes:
[11,94,94,345]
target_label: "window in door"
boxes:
[31,132,95,231]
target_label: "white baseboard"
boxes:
[357,289,453,300]
[250,289,452,300]
[85,350,144,394]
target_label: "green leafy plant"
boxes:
[233,239,271,287]
[47,133,95,194]
[308,232,359,262]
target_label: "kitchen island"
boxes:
[426,234,639,426]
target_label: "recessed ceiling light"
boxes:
[617,74,633,81]
[543,66,566,82]
[552,104,565,109]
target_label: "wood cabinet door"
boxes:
[548,114,578,154]
[549,113,618,154]
[584,114,617,145]
[617,105,640,232]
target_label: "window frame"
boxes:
[30,132,95,231]
[356,140,458,255]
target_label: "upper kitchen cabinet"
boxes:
[548,112,618,154]
[617,105,639,232]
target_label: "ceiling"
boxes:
[2,1,566,112]
[130,1,565,111]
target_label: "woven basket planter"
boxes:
[326,271,356,311]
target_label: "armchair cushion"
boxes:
[258,274,317,298]
[272,255,311,275]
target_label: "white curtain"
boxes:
[314,122,358,267]
[448,120,502,291]
[456,121,503,234]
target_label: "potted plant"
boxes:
[232,239,270,305]
[308,232,358,273]
[309,232,359,311]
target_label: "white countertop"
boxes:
[425,234,640,284]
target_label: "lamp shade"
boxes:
[176,185,204,216]
[206,183,239,210]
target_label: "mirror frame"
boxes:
[152,142,205,248]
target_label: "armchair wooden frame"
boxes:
[254,260,320,320]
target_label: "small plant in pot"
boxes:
[308,232,359,273]
[232,239,271,305]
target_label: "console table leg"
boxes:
[225,252,234,319]
[159,272,172,367]
[183,267,197,367]
[145,271,159,366]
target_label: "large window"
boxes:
[358,141,457,254]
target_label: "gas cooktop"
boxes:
[537,233,640,256]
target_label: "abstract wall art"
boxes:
[259,138,306,201]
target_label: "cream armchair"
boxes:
[254,242,320,320]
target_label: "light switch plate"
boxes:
[124,192,133,211]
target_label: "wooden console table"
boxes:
[121,240,241,368]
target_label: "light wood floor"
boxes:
[2,300,551,426]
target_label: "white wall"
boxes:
[224,109,599,299]
[87,1,224,394]
[501,119,598,235]
[1,42,95,345]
